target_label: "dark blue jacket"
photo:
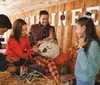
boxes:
[0,53,8,71]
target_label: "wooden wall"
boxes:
[9,0,100,55]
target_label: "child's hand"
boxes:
[78,38,86,48]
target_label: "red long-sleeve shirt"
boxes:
[5,34,34,60]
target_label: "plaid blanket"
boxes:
[35,56,60,83]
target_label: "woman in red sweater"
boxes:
[5,19,34,66]
[5,19,45,76]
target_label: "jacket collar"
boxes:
[39,22,50,29]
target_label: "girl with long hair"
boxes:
[75,14,100,85]
[5,19,34,63]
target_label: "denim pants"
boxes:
[76,78,95,85]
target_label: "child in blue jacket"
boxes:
[75,12,100,85]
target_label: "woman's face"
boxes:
[21,24,27,37]
[75,23,86,38]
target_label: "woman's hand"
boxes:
[7,66,17,72]
[32,45,38,52]
[6,56,17,63]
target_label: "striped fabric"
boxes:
[35,56,60,83]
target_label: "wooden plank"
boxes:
[9,0,100,54]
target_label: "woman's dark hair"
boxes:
[39,10,49,16]
[76,17,100,53]
[9,19,27,42]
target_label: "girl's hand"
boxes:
[78,38,86,48]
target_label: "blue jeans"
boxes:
[76,78,95,85]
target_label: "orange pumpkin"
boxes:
[54,54,70,65]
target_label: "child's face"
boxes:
[75,23,86,38]
[21,25,27,37]
[39,15,49,27]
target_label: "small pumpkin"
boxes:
[54,54,70,65]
